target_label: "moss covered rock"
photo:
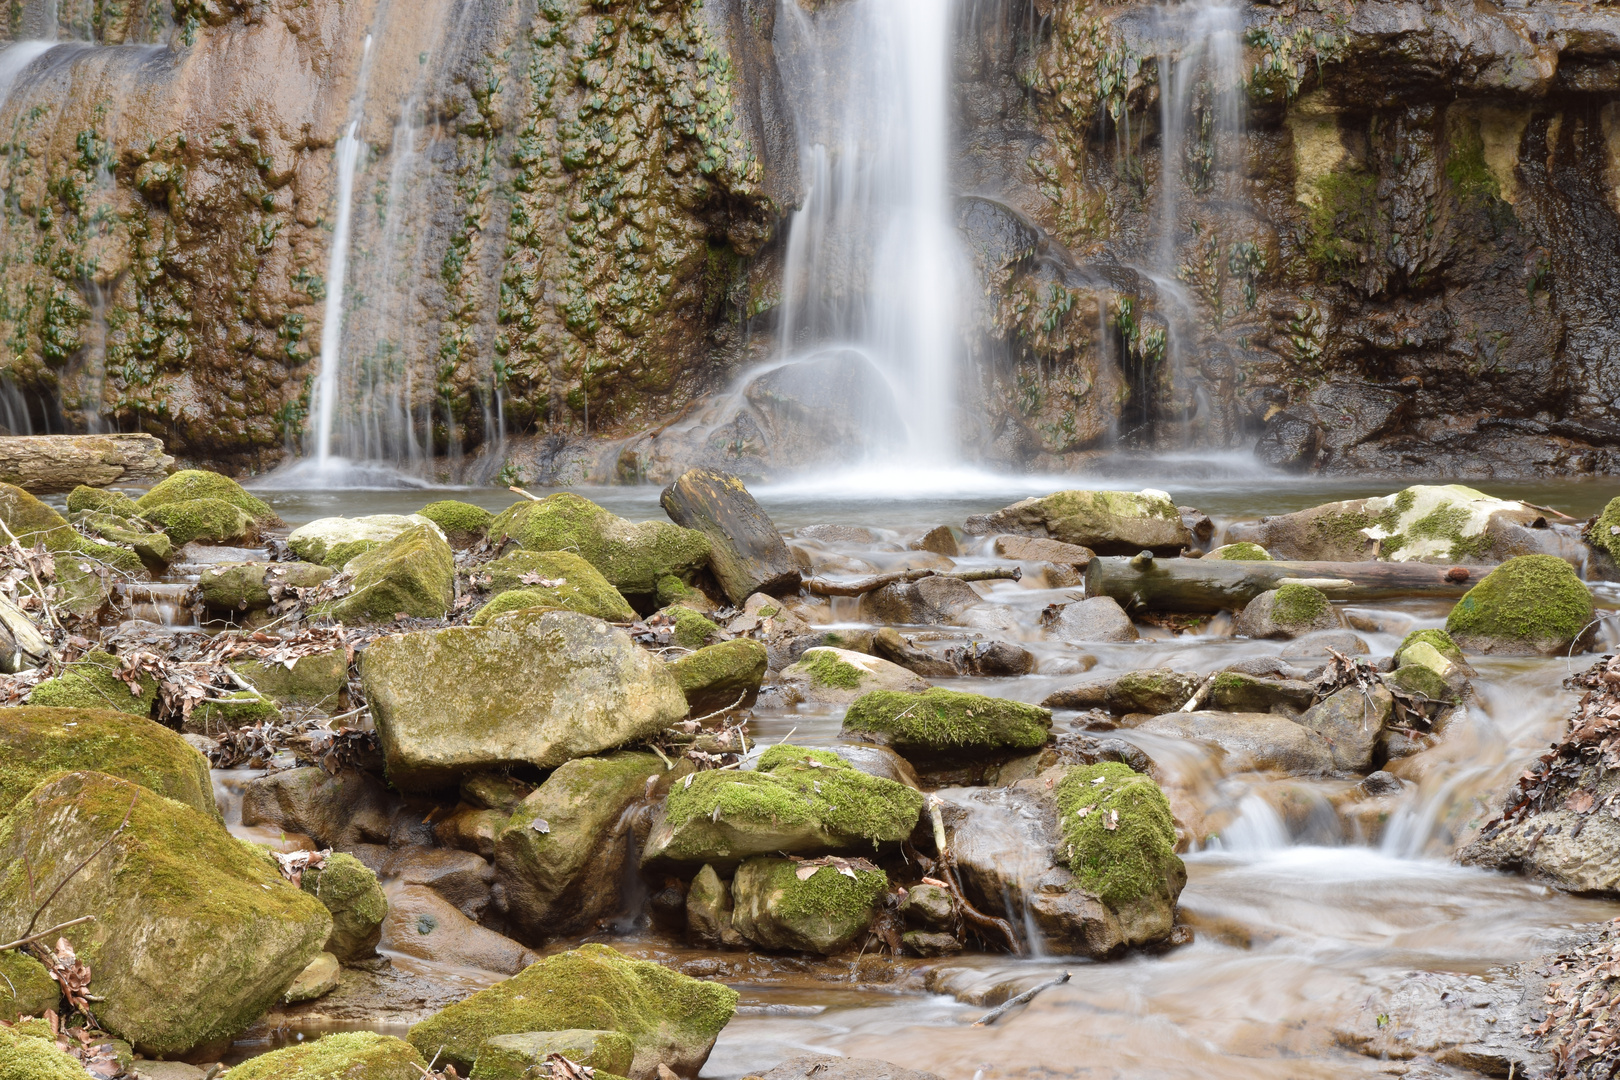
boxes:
[642,746,924,868]
[780,647,928,705]
[661,604,720,649]
[0,482,78,547]
[1233,583,1345,639]
[302,852,388,962]
[200,560,332,612]
[495,752,667,943]
[1207,671,1317,713]
[0,706,215,817]
[143,497,259,545]
[286,514,446,569]
[1388,663,1458,704]
[1445,554,1594,655]
[417,500,494,545]
[0,1023,85,1080]
[842,687,1051,757]
[1054,763,1185,912]
[670,639,767,713]
[470,1029,635,1080]
[0,483,145,582]
[184,689,282,735]
[233,648,350,708]
[406,943,737,1077]
[66,484,140,517]
[0,771,331,1055]
[362,609,688,790]
[223,1031,427,1080]
[27,650,156,716]
[475,549,635,622]
[135,469,280,524]
[0,949,59,1022]
[327,525,455,624]
[1204,542,1271,560]
[1041,668,1203,715]
[1587,496,1620,566]
[965,488,1192,555]
[487,493,711,599]
[730,855,887,954]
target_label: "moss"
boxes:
[486,493,710,597]
[302,852,387,962]
[232,649,348,707]
[188,689,282,734]
[321,539,381,569]
[417,500,494,542]
[798,648,863,689]
[670,640,767,703]
[1053,762,1183,908]
[664,605,719,649]
[843,688,1051,753]
[75,513,173,569]
[0,484,141,575]
[405,943,738,1074]
[732,854,888,952]
[1395,628,1466,668]
[1108,669,1200,713]
[0,706,215,818]
[27,651,156,717]
[66,485,139,517]
[143,497,258,545]
[470,1030,635,1079]
[221,1031,427,1080]
[657,573,705,608]
[1388,664,1457,704]
[1204,542,1271,561]
[1307,167,1378,278]
[1587,496,1620,564]
[0,1024,85,1080]
[328,525,454,624]
[478,550,635,621]
[135,469,280,525]
[471,590,561,626]
[1445,554,1593,648]
[1271,582,1332,627]
[0,949,59,1022]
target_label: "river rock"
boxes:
[642,746,924,868]
[1445,554,1594,655]
[1234,583,1346,639]
[470,1030,636,1079]
[134,468,280,524]
[282,951,341,1003]
[824,744,923,788]
[686,863,745,948]
[1041,668,1200,715]
[993,534,1095,568]
[779,646,929,704]
[911,524,959,556]
[949,638,1035,676]
[0,771,331,1055]
[1462,806,1620,895]
[0,949,59,1022]
[68,485,140,516]
[861,575,983,625]
[669,638,768,713]
[143,498,261,545]
[842,687,1052,759]
[232,648,349,707]
[871,627,957,677]
[1278,630,1369,660]
[730,855,888,954]
[1209,671,1317,714]
[0,594,47,673]
[300,852,387,961]
[964,489,1193,555]
[286,513,446,568]
[198,560,333,612]
[488,492,710,600]
[382,885,538,975]
[0,433,172,493]
[0,482,144,577]
[416,499,494,546]
[27,650,157,716]
[182,688,282,735]
[754,1057,944,1080]
[0,706,215,816]
[383,847,496,920]
[239,767,397,849]
[1043,595,1139,642]
[72,509,173,568]
[431,807,505,863]
[1136,711,1337,774]
[495,751,667,942]
[221,1031,427,1080]
[406,943,738,1078]
[474,548,635,622]
[898,883,955,931]
[362,609,687,790]
[660,468,800,603]
[1298,685,1393,772]
[1204,542,1272,560]
[327,524,455,624]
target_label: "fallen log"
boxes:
[0,434,173,493]
[803,566,1021,597]
[1084,553,1496,613]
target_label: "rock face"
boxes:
[362,609,688,790]
[0,706,215,816]
[1445,554,1595,655]
[729,856,888,954]
[965,490,1192,555]
[489,494,711,601]
[660,468,800,603]
[0,434,172,493]
[0,771,331,1056]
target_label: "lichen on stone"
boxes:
[1053,761,1183,908]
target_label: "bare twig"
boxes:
[973,971,1071,1026]
[690,689,749,725]
[1180,672,1216,712]
[0,915,96,953]
[508,485,543,502]
[26,786,138,937]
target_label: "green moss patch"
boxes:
[1053,762,1183,908]
[0,949,60,1022]
[798,648,862,689]
[1307,167,1378,278]
[0,1024,84,1080]
[0,706,214,818]
[664,606,719,648]
[478,549,635,621]
[842,688,1051,753]
[1271,582,1332,627]
[486,493,710,597]
[302,852,387,962]
[670,639,767,708]
[135,469,280,525]
[143,497,258,545]
[66,485,139,517]
[417,500,494,542]
[1395,628,1466,668]
[232,649,348,707]
[1205,542,1271,561]
[1587,496,1620,564]
[222,1031,427,1080]
[27,651,156,717]
[1445,554,1593,651]
[470,590,559,626]
[0,483,142,574]
[470,1030,634,1079]
[186,689,282,734]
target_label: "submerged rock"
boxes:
[327,524,455,624]
[779,647,928,704]
[382,885,538,975]
[1233,583,1345,639]
[220,1031,427,1080]
[660,467,801,603]
[754,1058,943,1080]
[870,627,957,678]
[841,687,1052,758]
[1445,554,1594,655]
[488,492,710,600]
[287,513,446,568]
[965,489,1192,555]
[730,855,888,954]
[0,706,215,817]
[1136,711,1337,774]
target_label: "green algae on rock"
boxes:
[327,524,455,624]
[1445,554,1594,655]
[0,949,60,1022]
[487,493,711,599]
[219,1031,427,1080]
[475,549,635,622]
[842,687,1052,755]
[0,706,214,817]
[302,852,387,961]
[730,855,888,954]
[134,468,280,524]
[0,771,330,1056]
[142,497,259,545]
[27,650,156,717]
[1053,762,1185,910]
[405,943,737,1077]
[670,638,767,712]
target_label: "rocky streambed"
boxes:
[1,468,1620,1079]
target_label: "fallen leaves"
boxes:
[1529,917,1620,1079]
[272,848,329,888]
[789,854,878,881]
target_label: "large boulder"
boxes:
[143,498,261,545]
[287,513,446,568]
[405,943,738,1078]
[729,855,887,954]
[0,706,215,817]
[1445,554,1594,655]
[1041,669,1201,715]
[134,468,281,525]
[382,847,496,920]
[487,493,710,600]
[779,647,929,705]
[660,468,801,603]
[641,746,924,868]
[218,1031,427,1080]
[199,560,332,613]
[1233,583,1346,639]
[362,609,688,790]
[327,524,455,624]
[1135,712,1336,774]
[416,500,494,546]
[964,489,1193,555]
[1299,685,1393,772]
[0,434,170,495]
[27,651,156,717]
[495,752,668,942]
[472,549,636,622]
[232,648,350,707]
[0,482,144,581]
[0,772,331,1055]
[301,852,388,962]
[669,639,768,713]
[842,688,1051,759]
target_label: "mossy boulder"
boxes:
[406,943,738,1078]
[495,752,668,942]
[327,524,455,624]
[1395,628,1469,670]
[0,706,214,817]
[417,500,494,545]
[135,469,280,524]
[199,560,333,612]
[0,1023,85,1080]
[72,510,173,568]
[286,514,446,569]
[780,647,928,705]
[0,482,79,547]
[965,488,1192,555]
[222,1031,427,1080]
[660,604,720,649]
[143,497,259,545]
[487,493,711,599]
[0,949,59,1022]
[1586,495,1620,568]
[1041,668,1202,714]
[670,639,768,713]
[842,688,1052,758]
[302,852,388,961]
[184,689,282,735]
[0,771,331,1055]
[232,648,350,708]
[66,484,139,517]
[1233,583,1345,639]
[27,650,156,716]
[1388,663,1458,704]
[475,549,635,622]
[729,855,887,954]
[1445,554,1594,655]
[0,483,144,580]
[1204,542,1271,560]
[470,1030,634,1080]
[362,609,688,790]
[469,590,559,626]
[642,746,924,868]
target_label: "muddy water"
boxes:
[218,472,1620,1077]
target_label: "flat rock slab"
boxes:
[0,434,172,493]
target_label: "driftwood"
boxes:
[804,566,1021,597]
[973,970,1072,1026]
[1084,554,1494,613]
[0,434,172,493]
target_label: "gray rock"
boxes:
[286,513,445,567]
[872,626,957,677]
[1299,685,1393,772]
[796,524,879,544]
[964,489,1192,556]
[898,883,955,931]
[1043,595,1139,643]
[902,930,963,958]
[686,864,744,947]
[1234,585,1346,639]
[779,646,930,705]
[1042,668,1200,714]
[1209,672,1317,714]
[1462,808,1620,895]
[1136,711,1337,774]
[949,638,1035,676]
[660,468,800,604]
[1279,630,1369,659]
[862,575,982,624]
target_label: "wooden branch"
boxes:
[927,796,1022,955]
[0,915,95,952]
[804,566,1022,597]
[973,971,1071,1026]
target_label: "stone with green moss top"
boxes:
[1395,628,1468,670]
[220,1031,427,1080]
[780,647,927,705]
[662,604,719,648]
[670,638,767,712]
[642,745,924,868]
[1041,669,1201,715]
[842,687,1051,756]
[233,648,349,707]
[486,493,711,598]
[301,851,387,961]
[417,499,494,544]
[0,771,331,1056]
[1388,663,1458,704]
[405,943,737,1077]
[184,688,281,735]
[1587,496,1620,567]
[657,573,711,611]
[27,650,156,716]
[0,482,144,581]
[477,550,635,622]
[67,484,139,517]
[0,1023,84,1079]
[965,488,1192,555]
[1234,583,1344,639]
[470,1030,635,1080]
[327,525,455,624]
[0,949,59,1022]
[471,590,560,626]
[1054,762,1185,912]
[199,560,332,612]
[134,468,280,524]
[72,510,173,568]
[286,514,446,568]
[143,497,259,545]
[1208,671,1316,713]
[0,705,215,817]
[1446,554,1594,655]
[1204,542,1271,561]
[730,855,887,954]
